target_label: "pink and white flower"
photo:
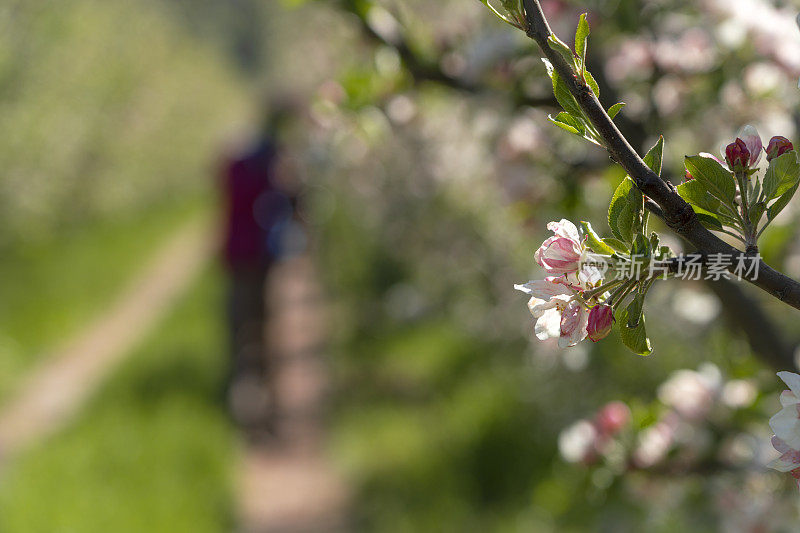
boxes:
[514,277,591,348]
[517,219,608,348]
[769,371,800,449]
[657,363,722,421]
[768,436,800,483]
[768,371,800,488]
[534,219,586,275]
[738,125,763,167]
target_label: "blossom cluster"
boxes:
[558,364,758,470]
[514,219,613,348]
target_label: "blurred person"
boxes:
[219,99,301,437]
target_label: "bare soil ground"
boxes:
[237,256,349,533]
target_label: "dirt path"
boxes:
[237,256,349,533]
[0,218,215,460]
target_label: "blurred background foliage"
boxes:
[1,0,800,531]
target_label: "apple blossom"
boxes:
[559,300,588,346]
[724,138,750,171]
[738,125,763,166]
[768,435,800,489]
[515,277,593,348]
[723,125,763,171]
[769,371,800,451]
[534,219,586,275]
[632,413,679,468]
[595,401,631,436]
[558,419,597,464]
[766,371,800,488]
[766,136,794,162]
[517,218,609,348]
[657,363,721,421]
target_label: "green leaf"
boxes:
[749,201,766,227]
[548,112,585,136]
[695,212,723,231]
[575,13,590,69]
[580,221,614,254]
[583,69,600,97]
[648,232,659,252]
[551,70,584,119]
[608,177,641,243]
[603,238,629,254]
[615,306,652,356]
[630,233,651,271]
[768,181,800,222]
[625,293,645,328]
[762,151,800,201]
[547,35,577,68]
[478,0,511,24]
[631,233,650,258]
[677,180,721,214]
[608,102,626,119]
[684,155,737,205]
[548,118,580,135]
[642,136,664,177]
[676,180,741,228]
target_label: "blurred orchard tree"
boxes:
[284,0,800,530]
[0,0,247,247]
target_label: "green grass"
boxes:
[0,267,236,533]
[0,196,211,400]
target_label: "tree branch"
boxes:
[521,0,800,312]
[340,0,559,107]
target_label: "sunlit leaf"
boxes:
[574,13,590,69]
[608,102,626,119]
[763,151,800,201]
[684,155,737,205]
[615,305,652,356]
[642,136,664,177]
[580,221,615,254]
[608,177,641,244]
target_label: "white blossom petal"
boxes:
[780,390,800,407]
[534,308,562,340]
[547,219,580,242]
[769,405,800,449]
[777,371,800,398]
[515,280,572,299]
[737,124,763,166]
[773,435,792,454]
[768,455,800,473]
[558,304,589,348]
[528,297,560,318]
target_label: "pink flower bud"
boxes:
[595,401,631,436]
[766,136,794,162]
[587,304,614,342]
[725,138,750,171]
